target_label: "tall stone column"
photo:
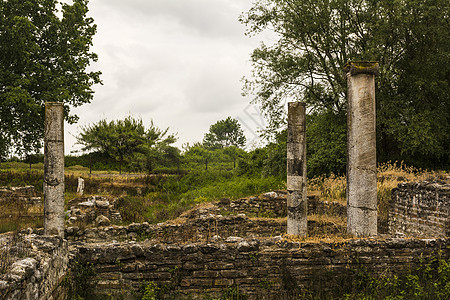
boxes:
[44,102,65,237]
[344,61,379,237]
[287,102,307,236]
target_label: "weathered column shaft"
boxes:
[44,102,65,237]
[345,62,379,237]
[287,102,307,236]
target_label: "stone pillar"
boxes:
[77,177,85,196]
[287,102,307,236]
[344,61,379,237]
[44,102,65,237]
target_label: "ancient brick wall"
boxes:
[217,192,345,218]
[72,238,449,299]
[65,214,344,244]
[389,181,449,237]
[0,235,68,300]
[0,186,42,206]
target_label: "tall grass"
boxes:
[116,171,285,224]
[307,161,441,231]
[308,161,435,205]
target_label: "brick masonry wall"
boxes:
[72,237,449,299]
[389,181,449,237]
[65,215,344,244]
[217,191,346,218]
[0,235,69,300]
[0,186,42,206]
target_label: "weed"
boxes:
[221,285,247,300]
[249,252,259,263]
[65,260,98,299]
[258,278,274,290]
[115,258,124,270]
[141,281,159,300]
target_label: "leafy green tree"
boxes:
[241,0,449,169]
[236,131,286,179]
[135,124,179,173]
[0,0,101,159]
[182,143,214,170]
[222,146,246,169]
[76,117,176,174]
[203,117,247,149]
[307,111,346,176]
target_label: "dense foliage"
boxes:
[203,117,246,149]
[76,116,178,174]
[241,0,449,170]
[116,169,284,224]
[0,0,101,159]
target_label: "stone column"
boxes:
[44,102,65,237]
[344,61,379,237]
[77,177,85,196]
[287,102,307,236]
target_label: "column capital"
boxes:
[45,102,64,107]
[344,61,379,76]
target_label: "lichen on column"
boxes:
[44,102,65,237]
[287,102,307,236]
[344,61,379,237]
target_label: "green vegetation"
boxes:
[64,261,98,300]
[240,0,449,170]
[0,0,101,159]
[117,170,284,224]
[0,157,439,230]
[76,116,178,174]
[340,254,450,299]
[203,117,246,149]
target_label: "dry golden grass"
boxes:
[308,213,346,226]
[309,173,346,204]
[306,161,447,233]
[308,161,441,206]
[282,233,353,244]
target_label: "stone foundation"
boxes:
[389,181,449,237]
[0,180,448,299]
[217,191,345,218]
[71,237,449,299]
[0,234,68,300]
[0,186,42,207]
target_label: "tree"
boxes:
[135,123,179,173]
[0,0,101,159]
[203,117,247,149]
[241,0,449,169]
[306,111,347,176]
[76,117,177,174]
[222,146,246,169]
[183,142,213,170]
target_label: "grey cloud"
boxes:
[64,0,264,153]
[93,0,247,39]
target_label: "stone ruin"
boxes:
[0,186,42,207]
[0,65,449,298]
[66,196,122,228]
[0,180,448,299]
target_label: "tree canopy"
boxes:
[203,117,247,149]
[76,116,177,174]
[241,0,449,169]
[0,0,101,159]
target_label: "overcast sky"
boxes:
[65,0,271,154]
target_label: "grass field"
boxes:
[0,161,445,233]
